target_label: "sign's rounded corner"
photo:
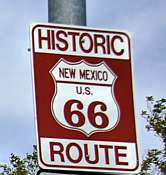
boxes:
[37,155,51,171]
[132,160,141,174]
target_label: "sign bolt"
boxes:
[86,154,90,160]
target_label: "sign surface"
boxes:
[31,23,140,174]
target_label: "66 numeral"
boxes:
[64,99,109,129]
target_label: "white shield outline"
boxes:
[49,58,120,136]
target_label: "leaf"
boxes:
[146,96,154,102]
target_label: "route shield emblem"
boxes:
[50,59,120,136]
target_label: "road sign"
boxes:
[31,23,140,174]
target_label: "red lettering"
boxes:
[38,29,51,49]
[64,100,85,127]
[50,142,65,162]
[51,30,55,50]
[56,30,68,51]
[36,28,128,58]
[80,33,93,53]
[48,140,132,167]
[59,68,75,79]
[106,35,111,54]
[111,35,124,56]
[94,34,106,54]
[68,31,79,51]
[84,144,99,164]
[66,143,83,163]
[115,146,128,165]
[99,145,113,164]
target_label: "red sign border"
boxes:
[31,23,140,174]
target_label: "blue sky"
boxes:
[0,0,165,168]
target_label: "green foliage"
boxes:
[140,96,166,174]
[0,146,38,175]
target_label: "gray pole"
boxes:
[48,0,86,26]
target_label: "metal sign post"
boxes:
[48,0,86,25]
[31,23,140,174]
